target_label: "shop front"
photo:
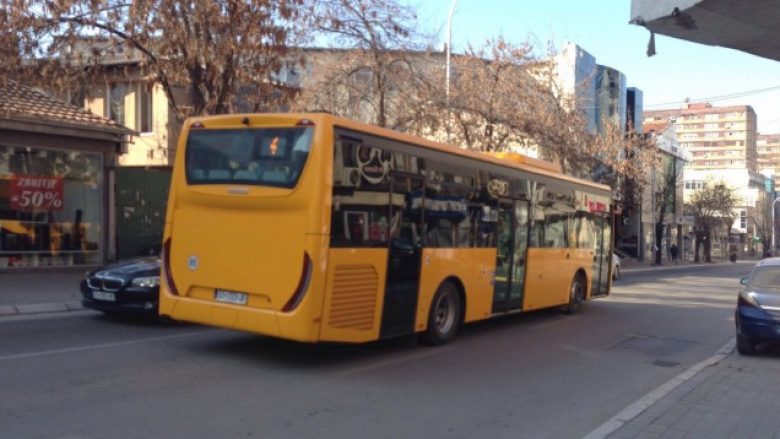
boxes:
[0,81,131,269]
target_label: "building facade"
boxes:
[645,103,758,172]
[617,121,688,261]
[757,133,780,190]
[595,65,627,135]
[682,168,773,257]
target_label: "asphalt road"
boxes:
[0,263,752,439]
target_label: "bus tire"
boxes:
[420,281,462,346]
[564,273,586,315]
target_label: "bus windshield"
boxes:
[185,127,313,188]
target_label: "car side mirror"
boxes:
[740,276,749,286]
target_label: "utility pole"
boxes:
[445,0,458,143]
[772,197,780,256]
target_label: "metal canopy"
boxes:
[630,0,780,61]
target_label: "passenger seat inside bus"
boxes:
[233,170,259,181]
[207,169,231,180]
[263,169,288,184]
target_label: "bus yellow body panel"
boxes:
[319,248,388,343]
[522,249,594,311]
[415,248,497,332]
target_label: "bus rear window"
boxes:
[185,127,313,188]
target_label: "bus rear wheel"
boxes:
[420,281,462,346]
[564,274,586,315]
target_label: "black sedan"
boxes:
[736,257,780,355]
[81,257,161,316]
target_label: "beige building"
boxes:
[84,79,176,166]
[645,103,758,172]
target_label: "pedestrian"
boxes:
[669,243,679,265]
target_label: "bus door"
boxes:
[492,200,530,313]
[381,172,424,338]
[591,212,613,296]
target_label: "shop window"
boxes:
[0,145,104,268]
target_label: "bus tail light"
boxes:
[296,119,315,127]
[282,252,313,312]
[163,238,179,296]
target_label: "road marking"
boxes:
[0,330,217,362]
[333,345,455,377]
[582,338,736,439]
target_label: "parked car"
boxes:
[81,256,161,316]
[735,257,780,355]
[612,253,621,280]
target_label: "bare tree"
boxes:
[686,180,738,263]
[648,152,683,265]
[1,0,306,119]
[296,0,435,130]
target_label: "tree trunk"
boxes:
[704,231,712,263]
[654,222,664,265]
[694,231,702,263]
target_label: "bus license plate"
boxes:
[93,291,116,302]
[215,290,248,305]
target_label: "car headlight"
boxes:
[738,291,761,308]
[131,276,160,288]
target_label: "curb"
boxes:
[0,301,84,317]
[583,339,736,439]
[622,260,755,274]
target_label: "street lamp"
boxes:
[772,197,780,256]
[445,0,458,142]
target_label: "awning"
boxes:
[630,0,780,61]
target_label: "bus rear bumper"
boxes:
[161,295,306,340]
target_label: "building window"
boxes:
[740,210,747,229]
[107,83,129,125]
[138,83,153,133]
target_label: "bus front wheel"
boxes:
[420,281,462,346]
[564,274,586,315]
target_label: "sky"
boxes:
[414,0,780,133]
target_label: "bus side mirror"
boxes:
[740,276,749,286]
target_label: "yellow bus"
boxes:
[159,113,613,345]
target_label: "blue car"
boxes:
[735,258,780,355]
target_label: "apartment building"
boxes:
[757,134,780,190]
[644,102,758,172]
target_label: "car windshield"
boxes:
[185,127,313,189]
[748,266,780,289]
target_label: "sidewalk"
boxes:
[620,257,758,274]
[590,342,780,439]
[0,271,85,316]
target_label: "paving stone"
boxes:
[608,350,780,439]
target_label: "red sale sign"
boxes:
[10,175,65,212]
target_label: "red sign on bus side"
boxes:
[10,175,65,212]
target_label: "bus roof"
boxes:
[185,112,612,195]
